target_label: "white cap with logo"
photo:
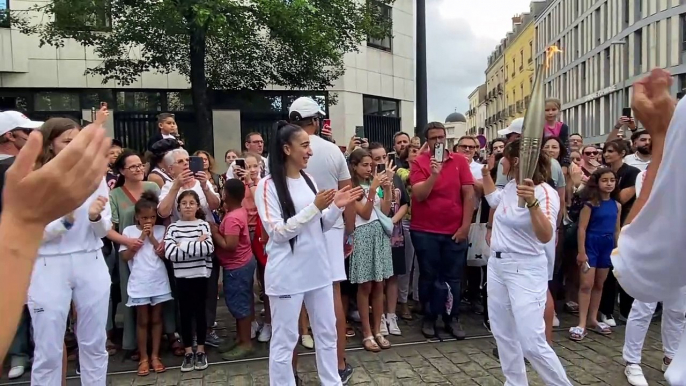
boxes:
[0,111,43,137]
[498,117,524,136]
[288,97,326,121]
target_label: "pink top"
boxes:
[544,121,563,138]
[242,184,258,228]
[216,207,253,270]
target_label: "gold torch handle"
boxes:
[518,197,526,208]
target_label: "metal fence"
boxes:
[363,115,401,150]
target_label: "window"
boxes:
[519,50,524,71]
[528,41,533,63]
[634,29,643,73]
[681,14,686,52]
[367,1,392,51]
[511,58,515,76]
[34,92,80,111]
[0,0,9,28]
[167,91,194,111]
[116,91,162,112]
[623,0,630,26]
[55,0,112,31]
[363,95,399,118]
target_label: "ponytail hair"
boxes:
[177,190,206,221]
[112,149,142,189]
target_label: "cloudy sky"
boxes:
[425,0,533,122]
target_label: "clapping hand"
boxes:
[632,68,675,138]
[88,196,108,221]
[333,186,364,208]
[516,179,536,205]
[314,189,336,211]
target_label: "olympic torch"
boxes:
[518,45,562,208]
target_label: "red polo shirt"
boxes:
[409,151,474,235]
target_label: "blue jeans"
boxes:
[9,306,31,367]
[410,231,468,321]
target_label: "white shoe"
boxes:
[386,313,402,336]
[553,314,560,327]
[8,366,25,380]
[625,364,648,386]
[350,310,361,323]
[601,313,617,327]
[379,314,389,336]
[301,334,314,349]
[251,320,261,339]
[258,323,272,342]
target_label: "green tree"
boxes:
[11,0,393,150]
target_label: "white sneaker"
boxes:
[8,366,25,379]
[625,364,648,386]
[258,323,272,342]
[601,313,617,327]
[386,313,402,336]
[553,314,560,327]
[301,334,314,349]
[350,310,361,323]
[251,320,261,339]
[379,314,389,336]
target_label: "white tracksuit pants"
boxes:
[268,284,341,386]
[27,251,111,386]
[623,291,686,366]
[487,253,572,386]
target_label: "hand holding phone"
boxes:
[189,156,204,174]
[321,119,332,137]
[376,163,386,174]
[433,142,445,163]
[622,107,632,118]
[387,152,396,166]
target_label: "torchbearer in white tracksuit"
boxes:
[612,69,686,386]
[27,117,112,386]
[254,121,362,386]
[481,140,572,386]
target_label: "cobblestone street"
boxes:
[99,323,670,386]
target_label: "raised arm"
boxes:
[255,179,322,243]
[88,178,112,238]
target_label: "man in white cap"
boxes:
[289,96,355,384]
[0,110,42,379]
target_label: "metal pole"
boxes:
[416,0,428,136]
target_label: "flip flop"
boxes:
[568,326,587,342]
[589,322,612,336]
[374,333,391,350]
[362,336,380,352]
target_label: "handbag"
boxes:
[467,203,490,267]
[374,206,394,237]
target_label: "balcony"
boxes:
[528,57,533,64]
[524,95,531,105]
[519,65,524,72]
[509,105,515,116]
[516,101,524,112]
[497,84,503,94]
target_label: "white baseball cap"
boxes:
[0,111,43,137]
[498,117,524,136]
[288,97,326,121]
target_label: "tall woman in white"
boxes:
[28,115,112,385]
[255,121,361,386]
[482,140,571,386]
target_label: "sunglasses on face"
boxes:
[459,145,477,150]
[584,151,598,156]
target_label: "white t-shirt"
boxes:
[469,160,483,181]
[355,184,381,227]
[486,180,560,256]
[634,170,646,198]
[120,225,171,299]
[623,153,650,171]
[304,135,351,229]
[159,180,219,223]
[226,155,269,179]
[255,174,344,296]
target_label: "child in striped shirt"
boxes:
[164,190,214,372]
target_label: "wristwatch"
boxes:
[526,199,540,209]
[485,223,492,230]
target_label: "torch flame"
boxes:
[545,45,563,69]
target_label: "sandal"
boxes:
[374,333,391,350]
[170,338,185,356]
[398,304,413,321]
[137,359,150,376]
[151,357,166,373]
[589,322,612,336]
[345,324,355,338]
[568,326,587,342]
[564,301,579,315]
[362,336,381,352]
[106,339,118,356]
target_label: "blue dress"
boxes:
[585,199,618,269]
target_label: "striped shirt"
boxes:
[164,219,214,279]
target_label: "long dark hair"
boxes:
[542,136,567,162]
[503,139,550,185]
[579,167,618,205]
[177,190,206,221]
[112,149,140,189]
[268,120,306,251]
[348,148,372,189]
[37,118,81,167]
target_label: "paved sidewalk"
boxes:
[100,323,671,386]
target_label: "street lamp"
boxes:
[611,39,627,113]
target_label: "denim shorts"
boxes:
[222,258,256,320]
[126,292,173,307]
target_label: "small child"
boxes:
[544,98,571,167]
[570,168,620,342]
[120,190,171,376]
[211,178,257,360]
[164,190,214,372]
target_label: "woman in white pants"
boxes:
[482,140,572,386]
[28,117,112,386]
[254,121,361,386]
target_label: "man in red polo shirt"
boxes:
[410,122,475,339]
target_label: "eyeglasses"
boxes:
[583,151,598,156]
[126,164,145,172]
[459,145,477,150]
[249,140,264,145]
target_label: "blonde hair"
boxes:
[545,98,561,109]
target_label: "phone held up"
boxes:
[189,156,204,174]
[622,107,632,118]
[235,158,246,170]
[376,163,386,174]
[355,126,365,140]
[387,152,396,166]
[433,142,445,163]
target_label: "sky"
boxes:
[424,0,535,122]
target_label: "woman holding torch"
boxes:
[481,140,572,385]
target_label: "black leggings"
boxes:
[177,277,208,348]
[600,269,634,319]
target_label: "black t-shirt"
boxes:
[0,156,16,215]
[616,163,641,225]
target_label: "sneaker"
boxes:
[339,362,354,384]
[258,323,272,342]
[379,314,389,336]
[75,357,80,376]
[212,322,218,328]
[624,364,648,386]
[483,319,491,333]
[8,366,25,379]
[553,314,560,327]
[301,334,314,349]
[181,353,195,372]
[601,313,617,327]
[421,319,435,338]
[194,352,208,371]
[221,345,255,361]
[350,310,361,323]
[206,329,222,348]
[386,313,402,336]
[251,320,261,339]
[445,319,466,340]
[663,357,671,372]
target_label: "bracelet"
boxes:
[485,223,492,230]
[89,215,102,222]
[526,199,540,209]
